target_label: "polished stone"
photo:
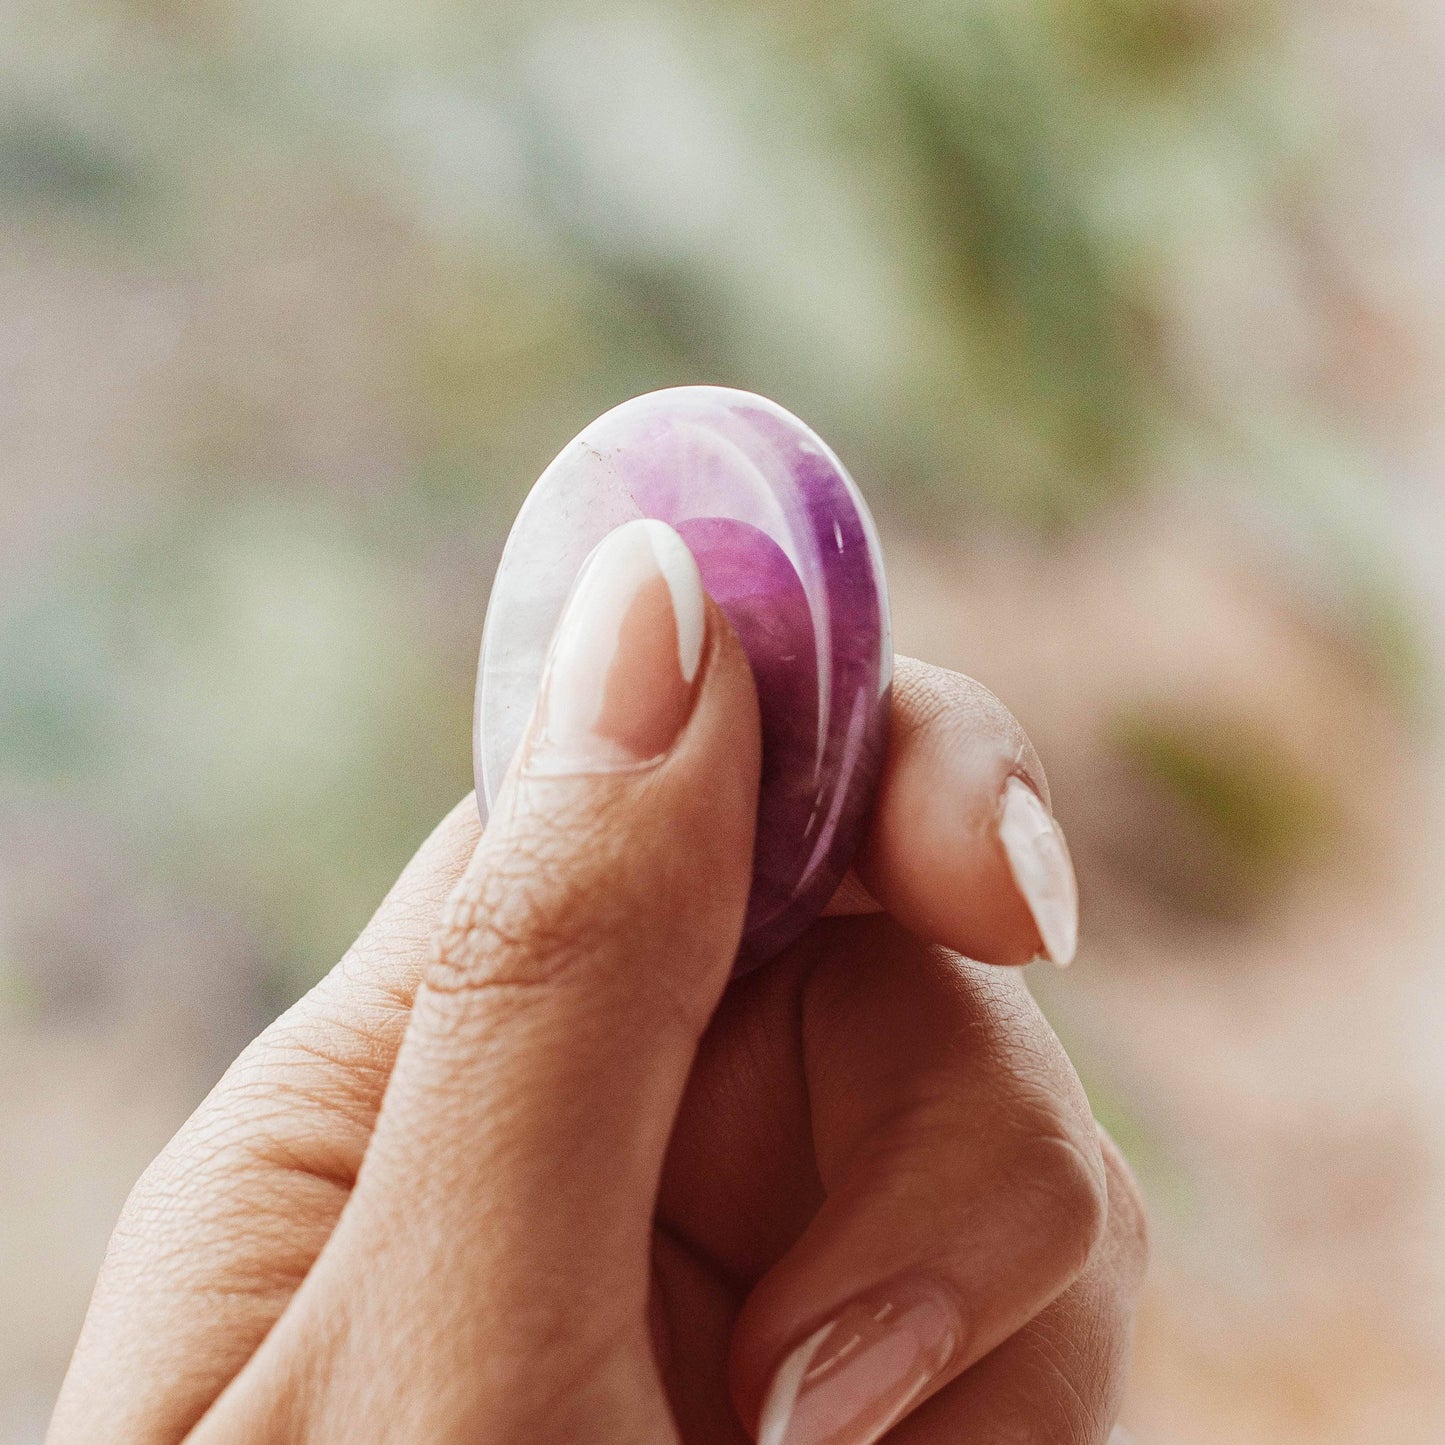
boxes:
[475,386,891,969]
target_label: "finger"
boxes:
[48,795,482,1445]
[730,918,1109,1445]
[652,1229,751,1445]
[205,519,762,1441]
[888,1129,1149,1445]
[826,657,1078,968]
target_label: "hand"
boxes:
[49,522,1147,1445]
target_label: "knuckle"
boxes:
[1099,1125,1151,1282]
[424,813,623,1001]
[1004,1124,1110,1277]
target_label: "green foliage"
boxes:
[1113,709,1336,875]
[1068,0,1261,79]
[0,0,1425,1003]
[878,3,1154,520]
[0,103,139,210]
[0,593,114,786]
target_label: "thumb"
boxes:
[212,520,760,1442]
[367,514,760,1297]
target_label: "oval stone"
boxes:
[475,386,892,969]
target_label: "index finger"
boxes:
[48,796,483,1445]
[828,656,1078,968]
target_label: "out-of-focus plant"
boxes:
[0,0,1426,1004]
[1112,708,1337,913]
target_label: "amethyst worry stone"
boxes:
[474,386,892,970]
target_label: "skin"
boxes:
[47,623,1147,1445]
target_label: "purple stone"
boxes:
[475,386,891,969]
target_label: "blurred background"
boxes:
[3,0,1444,1438]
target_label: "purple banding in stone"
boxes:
[475,385,892,970]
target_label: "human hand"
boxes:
[49,521,1147,1445]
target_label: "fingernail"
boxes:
[758,1286,960,1445]
[998,776,1079,967]
[528,518,706,775]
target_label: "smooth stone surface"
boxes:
[475,385,891,969]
